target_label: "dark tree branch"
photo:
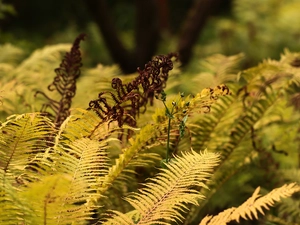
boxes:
[155,0,170,33]
[177,0,222,66]
[134,0,160,68]
[85,0,160,74]
[85,0,136,73]
[85,0,223,73]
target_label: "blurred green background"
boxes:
[1,0,300,74]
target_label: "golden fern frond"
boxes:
[0,44,73,117]
[0,112,55,183]
[0,177,34,224]
[190,87,238,151]
[13,44,71,83]
[53,137,110,224]
[102,150,220,225]
[0,63,14,79]
[200,183,300,225]
[55,108,118,143]
[0,113,55,224]
[16,137,111,224]
[98,86,230,195]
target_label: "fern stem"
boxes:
[163,100,175,163]
[166,116,171,162]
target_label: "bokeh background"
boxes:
[1,0,300,74]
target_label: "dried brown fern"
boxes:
[88,53,178,140]
[35,33,86,128]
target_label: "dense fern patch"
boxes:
[0,35,300,225]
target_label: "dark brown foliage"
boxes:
[290,58,300,67]
[35,33,86,128]
[88,52,178,139]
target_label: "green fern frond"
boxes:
[172,53,243,93]
[0,43,24,65]
[185,53,300,223]
[13,44,71,82]
[272,168,300,223]
[211,63,298,162]
[72,64,122,108]
[277,197,300,224]
[265,214,299,225]
[200,183,300,225]
[282,168,300,184]
[199,53,244,84]
[233,0,281,23]
[103,150,220,225]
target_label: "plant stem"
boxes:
[163,101,175,163]
[166,116,171,162]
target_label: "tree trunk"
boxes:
[156,0,171,33]
[85,0,160,74]
[134,0,160,69]
[85,0,223,73]
[177,0,222,66]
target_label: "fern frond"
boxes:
[272,168,300,223]
[0,176,34,224]
[0,113,55,224]
[200,183,300,225]
[0,44,72,118]
[0,44,24,65]
[185,54,300,223]
[171,53,243,94]
[98,86,230,197]
[103,150,220,225]
[190,87,238,151]
[16,138,111,224]
[99,123,161,193]
[72,64,122,108]
[35,33,86,128]
[277,197,300,224]
[54,108,118,144]
[13,44,71,83]
[0,112,55,183]
[54,138,110,224]
[265,214,300,225]
[200,53,244,84]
